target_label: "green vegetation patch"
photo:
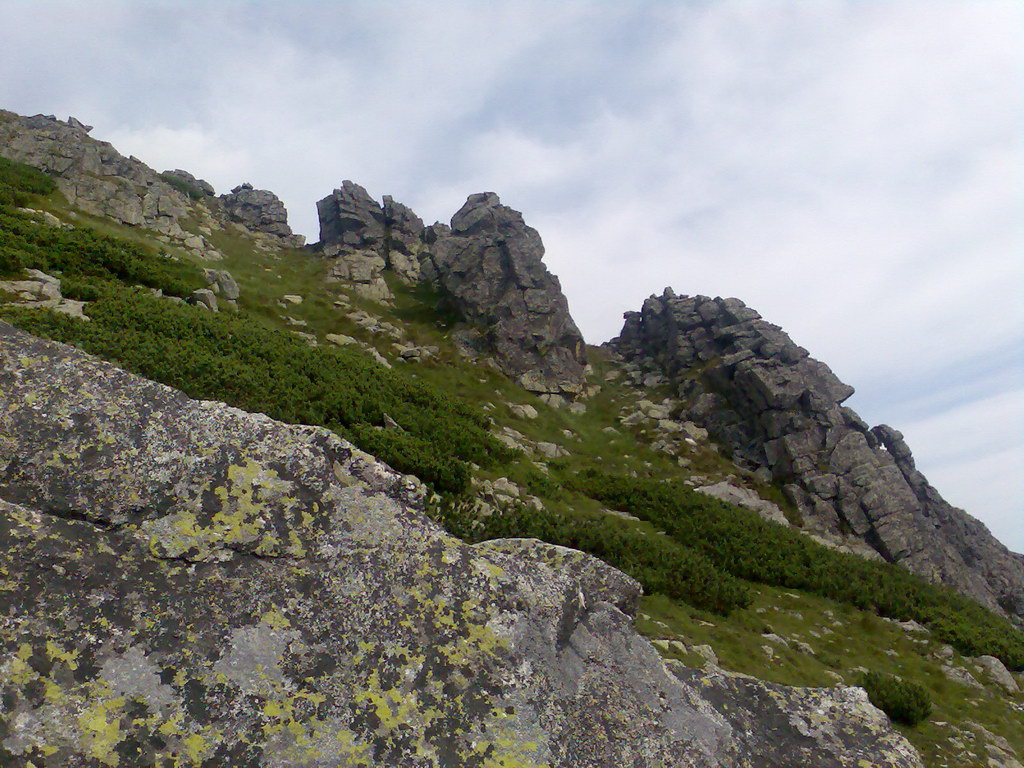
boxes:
[573,470,1024,670]
[427,496,751,615]
[862,671,933,726]
[0,155,57,208]
[1,291,510,494]
[159,172,207,200]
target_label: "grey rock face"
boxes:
[316,186,586,395]
[316,180,395,300]
[162,168,216,196]
[203,268,240,301]
[0,322,922,767]
[0,111,189,236]
[609,291,1024,620]
[220,183,305,247]
[423,192,587,395]
[671,664,923,768]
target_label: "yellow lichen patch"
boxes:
[5,655,36,686]
[78,696,126,766]
[182,733,210,763]
[43,677,64,702]
[46,639,81,670]
[210,460,286,547]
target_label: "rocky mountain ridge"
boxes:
[1,109,1017,617]
[608,290,1024,622]
[0,111,304,258]
[2,107,1023,766]
[316,182,587,396]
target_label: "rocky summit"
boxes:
[0,323,921,767]
[609,290,1024,621]
[423,193,587,397]
[220,183,306,248]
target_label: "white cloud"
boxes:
[0,0,1020,551]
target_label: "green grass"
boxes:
[635,587,1023,768]
[573,470,1024,670]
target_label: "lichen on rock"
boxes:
[0,322,923,766]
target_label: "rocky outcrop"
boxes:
[0,321,922,767]
[0,268,89,321]
[0,111,189,236]
[610,291,1024,620]
[316,181,394,301]
[220,183,305,248]
[316,185,588,395]
[0,110,301,254]
[161,168,216,197]
[422,193,587,396]
[314,182,425,300]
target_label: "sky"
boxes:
[1,0,1021,552]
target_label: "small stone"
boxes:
[509,403,539,420]
[326,334,358,347]
[189,288,218,312]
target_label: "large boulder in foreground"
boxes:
[424,192,588,396]
[0,322,922,767]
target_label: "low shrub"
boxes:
[862,671,932,726]
[0,156,57,207]
[572,469,1024,670]
[426,496,752,615]
[2,290,510,495]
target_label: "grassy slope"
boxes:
[1,169,1020,767]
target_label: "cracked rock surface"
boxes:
[0,322,921,767]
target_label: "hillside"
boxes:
[1,110,1022,767]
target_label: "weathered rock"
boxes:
[382,194,425,283]
[189,288,218,312]
[0,111,189,236]
[203,268,240,300]
[609,290,1024,619]
[974,655,1020,693]
[421,192,587,396]
[509,403,539,420]
[315,181,394,301]
[325,333,358,347]
[0,269,91,321]
[220,183,305,247]
[536,441,570,459]
[941,664,984,689]
[695,481,789,526]
[0,322,924,766]
[161,168,215,196]
[671,664,924,768]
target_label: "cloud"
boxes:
[0,0,1020,551]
